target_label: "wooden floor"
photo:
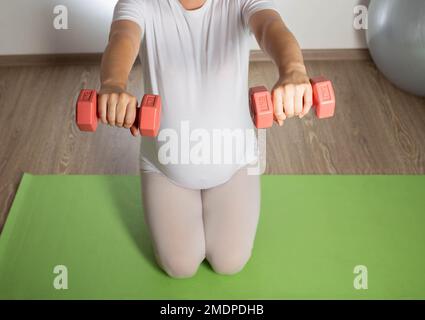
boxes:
[0,60,424,230]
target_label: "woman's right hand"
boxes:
[98,85,139,136]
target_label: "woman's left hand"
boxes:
[272,67,313,126]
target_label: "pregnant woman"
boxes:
[100,0,313,278]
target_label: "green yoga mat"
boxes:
[0,174,424,299]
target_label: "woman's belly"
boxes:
[139,101,259,190]
[140,50,256,189]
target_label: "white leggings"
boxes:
[140,167,261,278]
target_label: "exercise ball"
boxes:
[366,0,425,96]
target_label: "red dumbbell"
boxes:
[76,89,162,137]
[249,76,336,129]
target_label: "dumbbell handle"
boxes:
[76,89,138,128]
[76,89,161,136]
[250,77,336,129]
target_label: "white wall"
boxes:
[0,0,367,55]
[274,0,368,49]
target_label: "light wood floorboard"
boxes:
[0,61,424,230]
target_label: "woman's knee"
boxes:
[158,252,205,279]
[207,248,252,275]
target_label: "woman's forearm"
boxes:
[250,10,312,122]
[97,20,142,135]
[251,10,306,76]
[100,21,142,91]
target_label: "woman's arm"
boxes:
[99,20,142,136]
[249,10,313,125]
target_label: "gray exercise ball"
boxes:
[366,0,425,96]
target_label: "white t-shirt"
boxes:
[113,0,277,189]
